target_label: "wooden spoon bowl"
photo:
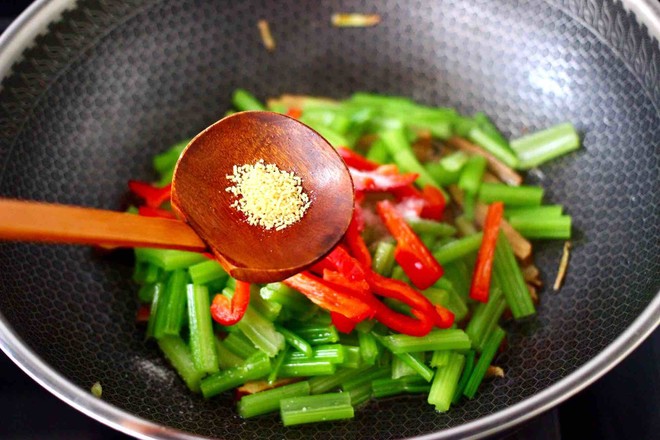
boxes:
[171,111,354,283]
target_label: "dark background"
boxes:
[0,1,657,439]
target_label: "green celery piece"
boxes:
[135,248,206,271]
[464,327,506,398]
[510,122,580,169]
[153,140,187,175]
[214,338,245,370]
[188,260,227,285]
[372,376,431,398]
[382,329,471,354]
[280,393,354,426]
[200,352,271,398]
[428,352,465,412]
[187,285,219,374]
[158,336,204,393]
[238,381,310,419]
[433,233,483,265]
[223,287,285,357]
[232,89,265,111]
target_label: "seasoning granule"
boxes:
[226,160,311,231]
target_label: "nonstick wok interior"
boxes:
[0,0,658,439]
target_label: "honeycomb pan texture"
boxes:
[0,0,658,439]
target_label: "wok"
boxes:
[0,0,658,439]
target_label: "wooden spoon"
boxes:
[0,111,355,283]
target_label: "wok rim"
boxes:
[0,1,658,439]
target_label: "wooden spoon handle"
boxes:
[0,199,206,251]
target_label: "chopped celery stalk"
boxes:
[442,261,471,299]
[392,351,423,379]
[392,352,433,382]
[347,381,372,406]
[465,286,507,352]
[478,183,544,206]
[285,344,345,364]
[133,262,161,285]
[153,140,187,174]
[223,288,285,357]
[249,285,281,321]
[428,352,465,412]
[468,126,519,168]
[308,365,373,394]
[372,376,431,398]
[310,123,351,148]
[493,234,536,319]
[380,127,446,197]
[473,112,509,147]
[135,248,206,271]
[288,323,339,345]
[508,215,572,239]
[365,138,391,163]
[153,269,188,339]
[238,381,310,418]
[407,219,457,237]
[200,352,271,398]
[464,327,506,398]
[342,346,362,369]
[432,233,483,265]
[146,282,162,340]
[232,89,265,111]
[223,331,258,359]
[510,122,580,169]
[505,205,563,219]
[372,241,396,277]
[187,285,219,374]
[279,359,336,378]
[426,151,469,186]
[158,336,204,393]
[267,346,289,384]
[260,283,316,315]
[458,155,487,196]
[452,350,476,404]
[342,365,390,391]
[357,330,380,365]
[382,329,471,354]
[275,325,313,357]
[138,281,163,304]
[214,338,245,370]
[280,393,354,426]
[430,350,451,368]
[424,287,468,322]
[188,260,227,285]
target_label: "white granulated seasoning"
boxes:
[225,159,311,231]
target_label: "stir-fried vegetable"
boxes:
[126,90,578,425]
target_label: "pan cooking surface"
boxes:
[0,0,658,438]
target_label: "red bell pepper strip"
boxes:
[128,181,171,208]
[331,312,357,334]
[470,202,504,303]
[372,300,434,337]
[349,168,418,192]
[343,212,372,267]
[210,280,251,326]
[286,107,303,119]
[283,272,374,321]
[324,246,367,284]
[337,147,379,171]
[322,269,369,297]
[366,271,453,329]
[419,185,446,221]
[376,200,443,290]
[137,206,177,219]
[136,304,151,323]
